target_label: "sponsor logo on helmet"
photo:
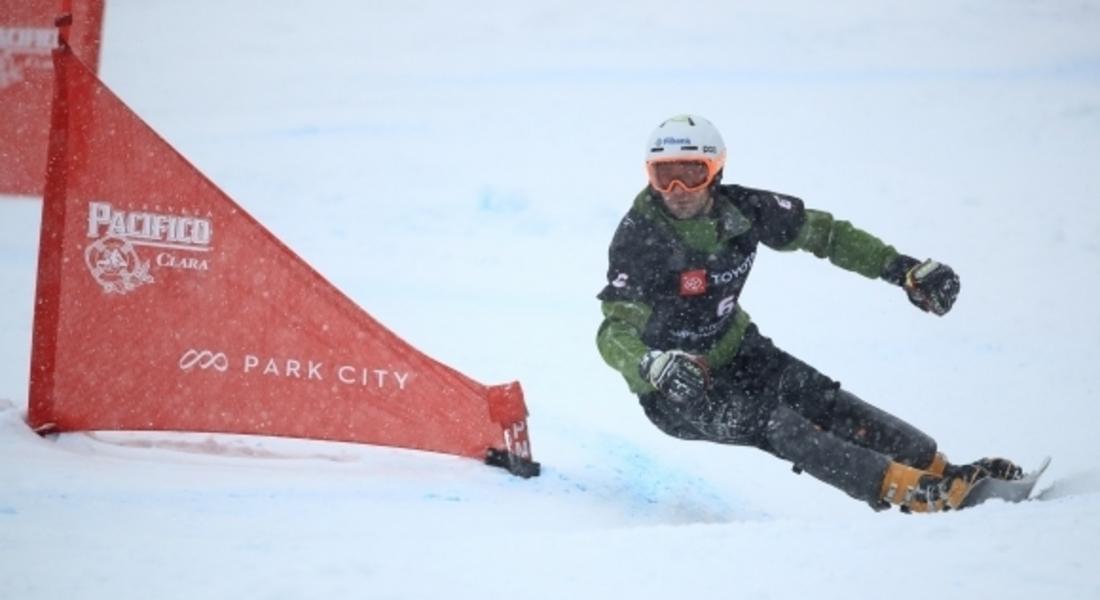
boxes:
[657,136,692,146]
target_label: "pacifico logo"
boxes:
[84,236,154,295]
[0,27,56,89]
[84,201,215,295]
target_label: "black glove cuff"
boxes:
[881,254,921,287]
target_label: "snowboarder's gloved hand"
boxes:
[639,349,710,403]
[883,255,960,316]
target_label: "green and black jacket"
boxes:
[597,184,904,394]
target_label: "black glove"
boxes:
[639,350,710,403]
[883,255,960,316]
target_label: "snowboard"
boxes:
[959,456,1052,509]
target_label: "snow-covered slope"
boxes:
[3,1,1100,598]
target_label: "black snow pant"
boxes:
[638,325,938,506]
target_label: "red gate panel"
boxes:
[28,40,538,477]
[0,0,104,197]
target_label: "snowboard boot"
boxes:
[969,457,1022,481]
[878,460,989,513]
[926,453,1021,481]
[925,452,948,476]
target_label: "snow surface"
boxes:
[3,1,1100,598]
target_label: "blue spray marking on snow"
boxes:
[423,493,464,503]
[502,424,769,524]
[474,186,551,235]
[587,436,746,520]
[477,187,528,216]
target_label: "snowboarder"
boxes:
[596,114,1021,512]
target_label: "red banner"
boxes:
[0,0,104,197]
[28,44,538,477]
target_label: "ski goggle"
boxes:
[646,159,719,193]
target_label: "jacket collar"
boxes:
[636,186,751,242]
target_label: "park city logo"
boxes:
[176,347,414,393]
[179,349,229,372]
[84,201,214,295]
[0,26,56,90]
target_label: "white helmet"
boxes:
[644,114,727,192]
